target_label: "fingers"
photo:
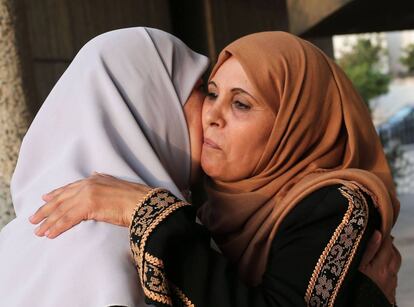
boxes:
[359,230,382,269]
[31,192,86,238]
[30,173,140,238]
[358,233,400,305]
[371,234,394,268]
[390,243,402,273]
[42,179,82,202]
[30,175,106,239]
[42,185,68,201]
[30,186,80,238]
[93,172,112,178]
[42,210,84,239]
[29,195,64,225]
[33,204,71,237]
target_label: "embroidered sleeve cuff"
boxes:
[129,189,191,306]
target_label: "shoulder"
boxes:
[267,184,376,306]
[277,184,372,234]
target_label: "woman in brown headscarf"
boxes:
[199,31,399,284]
[32,31,400,306]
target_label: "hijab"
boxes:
[0,27,208,306]
[199,31,399,286]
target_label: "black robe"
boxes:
[129,184,392,307]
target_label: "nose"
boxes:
[204,99,225,128]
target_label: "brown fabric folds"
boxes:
[198,32,399,286]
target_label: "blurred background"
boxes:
[0,0,413,305]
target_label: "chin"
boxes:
[200,157,222,179]
[200,158,248,182]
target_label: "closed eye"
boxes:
[207,92,218,99]
[233,101,251,110]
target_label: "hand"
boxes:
[359,231,401,304]
[29,172,152,239]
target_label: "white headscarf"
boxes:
[0,27,208,306]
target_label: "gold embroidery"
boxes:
[145,252,164,268]
[128,188,164,229]
[129,189,193,306]
[143,253,171,304]
[305,186,369,307]
[171,283,195,307]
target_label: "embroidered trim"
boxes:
[142,252,171,304]
[129,189,192,306]
[128,187,164,229]
[171,283,196,307]
[305,186,369,307]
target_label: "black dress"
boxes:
[129,184,392,306]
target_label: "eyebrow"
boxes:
[208,81,257,101]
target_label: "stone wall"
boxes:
[0,0,32,229]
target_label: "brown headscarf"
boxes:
[198,32,400,286]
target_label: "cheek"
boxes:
[185,90,205,163]
[225,124,269,175]
[188,107,203,161]
[201,99,211,129]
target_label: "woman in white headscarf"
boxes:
[0,27,208,306]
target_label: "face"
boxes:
[184,79,205,185]
[201,57,276,181]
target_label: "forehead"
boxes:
[210,57,254,92]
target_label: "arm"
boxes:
[129,188,272,307]
[129,185,392,307]
[28,174,396,306]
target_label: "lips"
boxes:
[203,137,221,150]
